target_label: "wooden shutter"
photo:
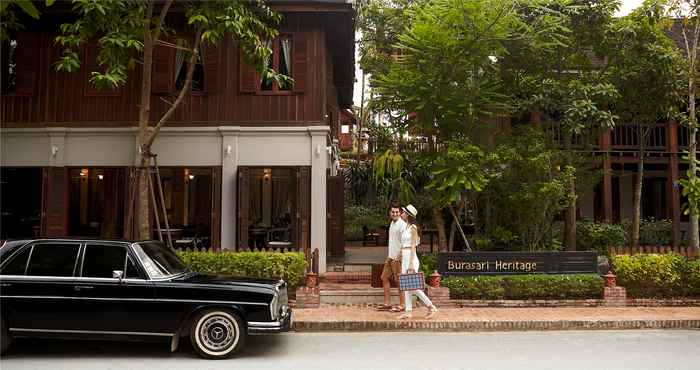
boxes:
[14,32,37,96]
[238,49,259,93]
[203,44,219,94]
[296,167,311,258]
[152,40,175,94]
[292,32,309,93]
[211,166,222,250]
[42,167,68,237]
[237,167,250,250]
[84,42,120,96]
[327,175,345,261]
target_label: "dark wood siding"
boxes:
[2,14,331,127]
[42,167,68,237]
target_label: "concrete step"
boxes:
[320,287,402,305]
[321,271,371,284]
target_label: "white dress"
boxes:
[399,224,433,313]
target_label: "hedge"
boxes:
[611,253,699,298]
[177,250,307,289]
[442,274,603,300]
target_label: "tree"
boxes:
[666,0,700,251]
[0,0,54,40]
[54,0,285,239]
[481,126,575,251]
[371,0,569,251]
[503,0,620,250]
[604,2,684,248]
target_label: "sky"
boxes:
[352,0,646,108]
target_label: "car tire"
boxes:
[190,309,245,359]
[1,316,11,355]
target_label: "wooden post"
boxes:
[600,129,614,223]
[530,111,541,127]
[667,120,682,247]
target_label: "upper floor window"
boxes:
[261,35,293,92]
[1,32,36,96]
[174,40,204,91]
[0,38,17,94]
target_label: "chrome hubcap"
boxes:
[199,315,235,352]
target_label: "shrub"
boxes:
[576,219,627,257]
[443,276,505,299]
[621,218,673,246]
[418,252,438,278]
[442,274,603,300]
[177,250,307,289]
[611,253,686,298]
[684,259,700,297]
[344,205,387,241]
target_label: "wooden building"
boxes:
[0,0,353,272]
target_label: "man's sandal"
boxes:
[390,305,405,312]
[377,304,393,311]
[398,312,412,320]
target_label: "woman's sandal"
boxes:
[425,306,438,319]
[390,305,405,312]
[398,312,412,320]
[377,304,393,311]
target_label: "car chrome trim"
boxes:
[1,295,268,306]
[9,328,173,337]
[0,275,149,284]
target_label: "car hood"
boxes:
[173,272,282,289]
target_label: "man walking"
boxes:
[379,205,406,311]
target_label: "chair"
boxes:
[267,227,292,249]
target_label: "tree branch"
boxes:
[152,0,174,44]
[144,30,202,150]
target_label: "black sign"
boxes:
[438,251,598,275]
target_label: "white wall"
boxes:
[1,125,332,272]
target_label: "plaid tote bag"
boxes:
[398,271,425,291]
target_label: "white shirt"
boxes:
[388,218,407,259]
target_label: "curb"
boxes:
[293,319,700,332]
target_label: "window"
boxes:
[0,37,17,94]
[174,41,204,91]
[125,255,144,279]
[81,244,127,278]
[132,242,188,279]
[261,35,292,92]
[26,243,81,277]
[0,246,31,275]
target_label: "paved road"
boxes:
[1,330,699,370]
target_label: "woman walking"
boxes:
[398,204,438,320]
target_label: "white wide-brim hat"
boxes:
[402,204,418,218]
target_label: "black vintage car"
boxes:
[0,239,291,359]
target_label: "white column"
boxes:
[220,127,240,250]
[309,127,329,273]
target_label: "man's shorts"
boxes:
[380,257,401,282]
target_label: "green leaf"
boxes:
[15,0,40,19]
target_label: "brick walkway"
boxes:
[292,306,700,332]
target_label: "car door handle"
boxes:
[74,285,94,291]
[0,283,11,288]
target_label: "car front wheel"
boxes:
[190,309,245,359]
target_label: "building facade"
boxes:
[0,0,354,273]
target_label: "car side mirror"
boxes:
[112,270,124,281]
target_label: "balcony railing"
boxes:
[611,123,666,150]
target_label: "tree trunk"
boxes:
[433,207,448,252]
[136,19,155,240]
[448,219,456,252]
[631,159,643,248]
[689,75,700,251]
[565,175,577,251]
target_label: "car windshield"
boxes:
[132,241,189,279]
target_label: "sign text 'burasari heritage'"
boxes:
[438,252,598,275]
